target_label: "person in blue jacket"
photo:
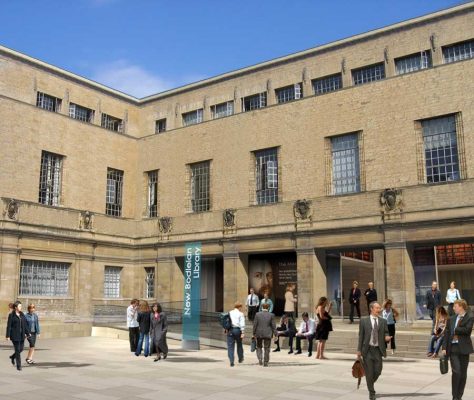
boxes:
[25,303,41,364]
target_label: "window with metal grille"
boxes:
[255,148,278,204]
[312,73,343,95]
[242,92,267,112]
[101,113,123,132]
[395,51,432,75]
[36,91,62,112]
[69,102,94,123]
[275,83,302,103]
[19,260,70,296]
[331,133,360,195]
[106,168,124,216]
[104,266,122,298]
[352,63,385,86]
[182,109,203,126]
[144,267,155,298]
[422,115,459,183]
[38,151,63,206]
[190,161,210,212]
[211,101,234,119]
[147,170,158,217]
[155,118,167,133]
[443,39,474,63]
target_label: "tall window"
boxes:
[395,51,432,75]
[36,92,62,112]
[352,63,385,86]
[443,40,474,64]
[101,113,123,133]
[155,118,167,133]
[147,170,158,217]
[211,101,234,119]
[190,161,210,212]
[69,103,94,123]
[182,109,203,126]
[331,133,360,195]
[145,267,155,298]
[275,83,302,103]
[242,92,267,112]
[255,148,278,204]
[38,151,63,206]
[19,260,70,296]
[422,115,459,183]
[312,73,343,95]
[106,168,124,217]
[104,266,122,298]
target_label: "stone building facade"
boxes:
[1,3,474,328]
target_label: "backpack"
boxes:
[219,312,232,330]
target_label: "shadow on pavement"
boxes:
[261,362,319,367]
[377,394,441,398]
[33,362,93,369]
[159,357,220,363]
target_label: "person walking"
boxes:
[382,299,398,355]
[227,302,245,367]
[357,302,391,400]
[442,299,473,400]
[150,303,168,362]
[253,303,276,366]
[25,303,40,364]
[349,281,361,323]
[284,283,297,319]
[315,297,333,360]
[5,301,30,371]
[424,281,442,321]
[364,282,378,315]
[246,288,260,322]
[273,314,296,353]
[446,281,461,317]
[295,312,315,357]
[135,301,151,357]
[127,299,140,353]
[259,291,274,313]
[427,306,448,358]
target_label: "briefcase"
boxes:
[440,355,449,375]
[352,359,365,389]
[250,338,256,352]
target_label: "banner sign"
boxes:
[182,242,201,348]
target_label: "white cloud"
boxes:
[91,60,176,98]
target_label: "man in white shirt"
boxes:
[126,299,139,353]
[295,312,316,357]
[246,288,260,321]
[227,302,246,367]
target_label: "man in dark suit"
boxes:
[349,281,361,323]
[357,302,391,400]
[424,281,442,321]
[442,299,473,400]
[364,282,378,315]
[253,303,276,366]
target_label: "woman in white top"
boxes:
[445,281,461,316]
[284,283,297,319]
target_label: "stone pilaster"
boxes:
[373,248,386,303]
[223,245,247,312]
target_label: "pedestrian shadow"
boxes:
[376,394,441,398]
[260,362,318,367]
[160,357,220,363]
[34,362,93,369]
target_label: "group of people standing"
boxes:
[126,299,168,362]
[5,301,40,371]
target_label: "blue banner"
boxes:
[182,242,201,347]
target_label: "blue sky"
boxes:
[0,0,468,97]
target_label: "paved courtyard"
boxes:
[1,336,473,400]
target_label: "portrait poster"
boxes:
[248,252,297,316]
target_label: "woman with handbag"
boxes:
[315,297,332,360]
[427,306,448,358]
[382,299,398,355]
[150,303,168,362]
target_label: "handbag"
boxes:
[352,359,365,389]
[439,355,449,375]
[250,338,256,352]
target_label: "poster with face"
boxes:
[248,253,297,316]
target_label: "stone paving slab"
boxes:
[1,336,473,400]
